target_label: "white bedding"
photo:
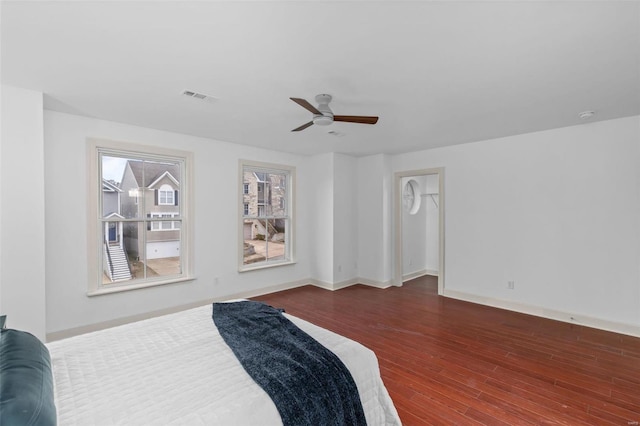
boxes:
[47,304,401,425]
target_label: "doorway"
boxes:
[394,168,444,294]
[108,222,118,243]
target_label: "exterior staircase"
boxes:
[106,244,132,281]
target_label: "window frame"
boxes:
[87,138,194,296]
[239,159,295,272]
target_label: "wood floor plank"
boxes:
[253,277,640,425]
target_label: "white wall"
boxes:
[0,86,46,340]
[44,110,314,334]
[356,154,393,285]
[390,116,640,330]
[333,153,358,283]
[307,153,334,284]
[401,176,428,277]
[307,152,359,286]
[425,174,439,272]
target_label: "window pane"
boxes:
[119,158,145,220]
[143,161,181,217]
[243,219,266,265]
[266,218,286,261]
[102,221,141,284]
[102,221,182,285]
[242,170,287,218]
[101,155,127,219]
[145,227,182,277]
[242,218,288,265]
[269,172,287,216]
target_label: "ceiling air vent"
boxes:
[182,90,217,103]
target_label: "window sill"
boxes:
[239,259,296,273]
[87,276,195,297]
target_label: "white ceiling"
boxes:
[2,1,639,156]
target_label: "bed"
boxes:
[1,301,401,425]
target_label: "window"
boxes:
[150,212,180,231]
[88,139,193,295]
[243,183,249,194]
[158,184,175,205]
[240,160,294,271]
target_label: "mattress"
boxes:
[47,304,401,425]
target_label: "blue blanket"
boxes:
[212,301,367,426]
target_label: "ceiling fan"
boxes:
[289,94,379,132]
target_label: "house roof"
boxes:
[127,161,180,188]
[104,212,124,219]
[102,179,122,193]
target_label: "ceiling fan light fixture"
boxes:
[313,114,333,126]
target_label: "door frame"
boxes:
[393,167,444,294]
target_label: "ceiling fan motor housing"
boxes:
[313,94,334,125]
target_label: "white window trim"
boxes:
[87,138,194,296]
[238,159,295,272]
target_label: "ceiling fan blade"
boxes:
[291,121,314,132]
[333,115,379,125]
[290,97,322,115]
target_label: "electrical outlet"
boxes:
[507,281,515,290]
[213,277,219,286]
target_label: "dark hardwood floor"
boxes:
[254,276,640,425]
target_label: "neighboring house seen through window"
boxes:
[88,139,193,295]
[240,160,294,271]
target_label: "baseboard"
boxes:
[357,277,395,289]
[402,269,426,282]
[309,278,359,291]
[220,279,310,300]
[309,277,395,291]
[444,289,640,338]
[403,269,438,282]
